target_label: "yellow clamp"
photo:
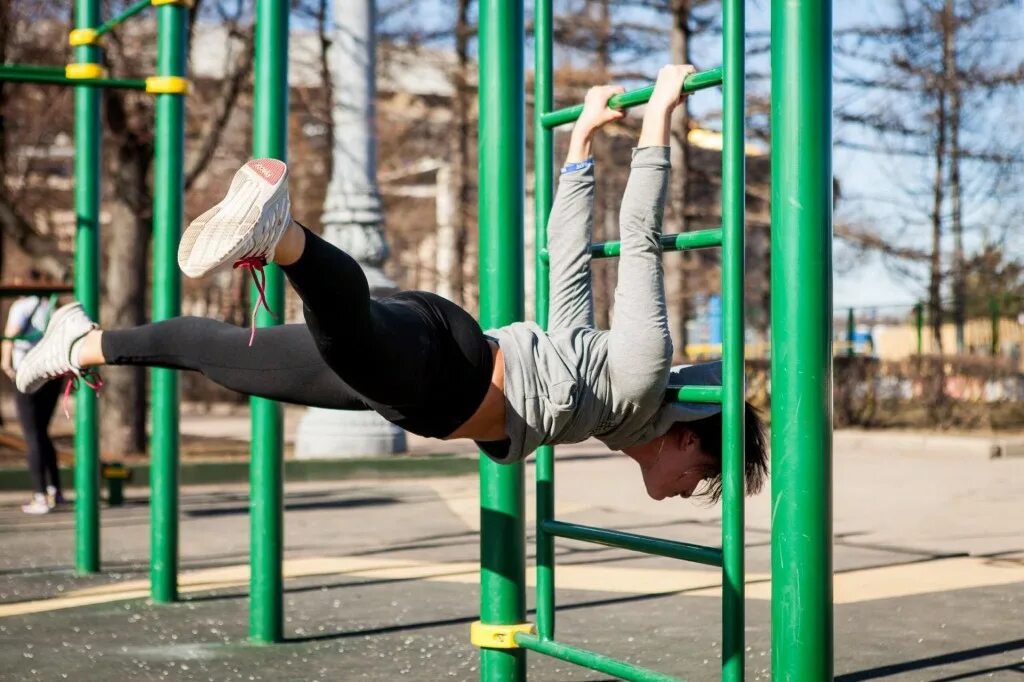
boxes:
[66,63,107,80]
[470,622,535,649]
[101,464,132,481]
[69,29,103,47]
[145,76,190,95]
[152,0,195,7]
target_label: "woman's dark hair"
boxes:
[678,402,768,503]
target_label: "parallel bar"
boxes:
[720,0,747,675]
[590,227,722,259]
[541,67,722,129]
[542,520,723,567]
[533,0,557,644]
[770,0,834,677]
[94,0,152,37]
[667,385,723,404]
[248,0,289,644]
[0,64,65,75]
[73,0,102,577]
[149,0,188,605]
[0,68,146,90]
[0,283,74,296]
[515,634,682,682]
[478,1,527,679]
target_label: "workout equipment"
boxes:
[1,0,290,640]
[473,0,833,679]
[0,0,190,580]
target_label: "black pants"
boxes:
[14,380,62,494]
[103,229,494,438]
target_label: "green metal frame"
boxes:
[477,0,748,678]
[72,0,103,576]
[769,0,834,679]
[149,0,189,603]
[477,1,527,679]
[248,0,289,644]
[0,0,192,587]
[2,0,293,642]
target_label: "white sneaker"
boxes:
[22,493,51,515]
[15,302,98,394]
[46,485,65,508]
[177,158,291,278]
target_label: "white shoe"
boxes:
[15,302,98,394]
[177,158,291,278]
[46,486,65,508]
[21,493,51,515]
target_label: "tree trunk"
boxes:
[101,95,153,456]
[591,0,614,329]
[945,0,965,353]
[448,0,472,308]
[668,0,692,360]
[928,82,946,354]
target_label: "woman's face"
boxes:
[626,428,717,501]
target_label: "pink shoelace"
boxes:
[61,370,104,420]
[234,256,276,346]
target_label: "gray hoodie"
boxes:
[482,146,721,463]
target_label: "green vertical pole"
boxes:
[721,0,746,677]
[73,0,102,576]
[770,0,834,678]
[533,0,555,643]
[915,303,923,354]
[846,308,855,356]
[149,0,188,605]
[478,0,526,679]
[249,0,288,644]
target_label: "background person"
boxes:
[1,270,64,514]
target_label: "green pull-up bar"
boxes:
[0,64,147,90]
[540,67,723,129]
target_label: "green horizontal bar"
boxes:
[542,520,723,566]
[667,385,723,404]
[0,63,67,76]
[94,0,152,38]
[515,633,682,682]
[0,67,146,90]
[541,67,723,129]
[591,227,723,259]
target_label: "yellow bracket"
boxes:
[145,76,190,95]
[66,63,108,80]
[151,0,195,7]
[470,622,536,649]
[69,29,103,47]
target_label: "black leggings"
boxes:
[102,229,494,438]
[14,380,62,494]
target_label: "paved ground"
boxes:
[0,438,1022,681]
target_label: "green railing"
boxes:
[492,0,747,679]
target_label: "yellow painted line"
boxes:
[2,555,1022,619]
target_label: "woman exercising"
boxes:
[17,64,767,502]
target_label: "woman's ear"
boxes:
[672,423,697,450]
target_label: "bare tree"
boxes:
[834,0,1024,354]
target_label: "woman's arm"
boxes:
[606,65,695,403]
[546,86,624,331]
[1,302,27,380]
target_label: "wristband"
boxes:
[560,158,594,175]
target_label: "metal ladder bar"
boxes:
[541,68,723,129]
[539,227,722,263]
[515,633,682,682]
[543,520,723,566]
[528,1,745,680]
